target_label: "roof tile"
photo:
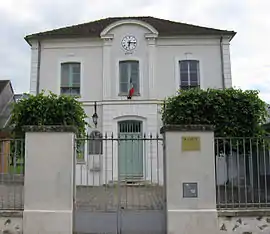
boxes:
[25,16,236,43]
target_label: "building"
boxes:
[0,80,15,129]
[25,16,236,184]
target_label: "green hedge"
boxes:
[162,88,268,137]
[10,91,87,137]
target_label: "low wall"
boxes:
[218,210,270,233]
[0,211,22,233]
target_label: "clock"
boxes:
[121,35,137,51]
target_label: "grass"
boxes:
[8,158,24,174]
[9,165,24,174]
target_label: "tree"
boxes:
[162,88,268,138]
[10,91,87,137]
[9,92,87,168]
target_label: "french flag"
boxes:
[127,79,135,99]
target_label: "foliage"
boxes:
[162,88,269,138]
[10,91,88,137]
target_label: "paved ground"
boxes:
[76,185,164,211]
[0,183,164,211]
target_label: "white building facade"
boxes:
[25,17,236,185]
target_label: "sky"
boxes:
[0,0,269,102]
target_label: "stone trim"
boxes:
[160,124,214,133]
[218,209,270,217]
[0,211,23,217]
[22,125,77,133]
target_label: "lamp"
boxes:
[92,101,98,128]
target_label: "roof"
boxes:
[0,80,10,94]
[25,16,236,43]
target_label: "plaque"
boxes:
[182,136,200,151]
[183,182,198,198]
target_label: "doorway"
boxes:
[118,120,143,180]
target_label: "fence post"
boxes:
[23,126,76,234]
[161,125,218,234]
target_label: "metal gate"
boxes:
[74,130,166,234]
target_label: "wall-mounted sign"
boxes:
[182,136,200,151]
[183,182,198,198]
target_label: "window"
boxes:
[61,62,81,95]
[119,120,142,133]
[179,60,200,89]
[88,131,103,155]
[119,61,139,95]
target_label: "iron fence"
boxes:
[215,137,270,209]
[75,133,165,212]
[0,138,24,210]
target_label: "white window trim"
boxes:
[174,55,203,93]
[115,57,143,99]
[58,57,84,99]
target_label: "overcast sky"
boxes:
[0,0,269,102]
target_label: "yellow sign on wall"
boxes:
[182,136,201,151]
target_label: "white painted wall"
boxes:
[30,25,232,101]
[28,19,234,185]
[76,102,164,185]
[156,37,227,99]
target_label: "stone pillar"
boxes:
[23,126,76,234]
[161,125,218,234]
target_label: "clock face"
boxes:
[121,35,137,51]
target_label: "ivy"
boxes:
[162,88,268,138]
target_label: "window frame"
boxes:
[117,58,142,97]
[174,56,203,92]
[179,60,200,89]
[58,58,83,97]
[60,62,81,96]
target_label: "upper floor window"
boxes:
[61,62,81,96]
[179,60,200,89]
[119,61,139,95]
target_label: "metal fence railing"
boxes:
[215,137,270,209]
[0,138,24,210]
[75,133,164,212]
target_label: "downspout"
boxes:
[220,36,225,89]
[36,40,41,95]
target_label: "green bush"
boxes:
[10,91,87,137]
[162,88,268,137]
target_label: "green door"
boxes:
[118,121,143,179]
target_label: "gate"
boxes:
[74,132,166,234]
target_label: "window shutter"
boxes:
[60,62,81,95]
[179,61,189,87]
[130,61,139,94]
[71,63,81,88]
[119,62,129,93]
[119,61,139,95]
[61,64,70,87]
[190,61,199,86]
[179,60,200,89]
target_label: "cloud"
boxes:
[0,0,269,103]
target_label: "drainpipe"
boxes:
[220,36,225,89]
[36,40,41,95]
